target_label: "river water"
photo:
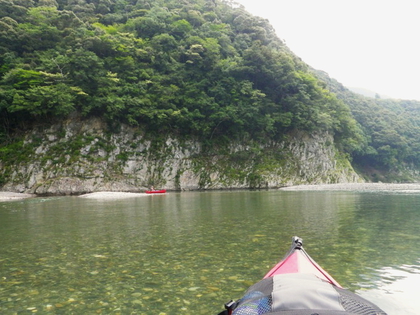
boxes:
[0,189,419,314]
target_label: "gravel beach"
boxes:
[78,191,148,199]
[0,191,149,201]
[280,183,420,191]
[0,192,35,201]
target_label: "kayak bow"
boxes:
[263,236,341,287]
[219,236,387,315]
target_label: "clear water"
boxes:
[0,190,419,314]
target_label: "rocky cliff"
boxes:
[0,118,362,195]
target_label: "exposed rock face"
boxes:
[0,119,361,195]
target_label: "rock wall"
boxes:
[0,118,362,195]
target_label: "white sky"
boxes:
[234,0,420,100]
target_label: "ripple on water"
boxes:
[357,265,420,315]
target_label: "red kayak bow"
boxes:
[263,236,341,287]
[219,236,387,315]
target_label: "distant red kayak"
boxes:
[145,189,166,194]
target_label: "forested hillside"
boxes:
[315,70,420,179]
[0,0,419,182]
[0,0,359,144]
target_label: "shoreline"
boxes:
[2,183,420,201]
[0,192,35,201]
[279,183,420,191]
[78,191,148,199]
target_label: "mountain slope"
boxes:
[314,69,420,180]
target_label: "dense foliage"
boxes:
[315,70,420,173]
[0,0,357,142]
[0,0,419,177]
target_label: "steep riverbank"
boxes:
[0,119,360,194]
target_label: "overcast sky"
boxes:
[234,0,420,100]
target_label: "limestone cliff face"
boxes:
[0,119,361,194]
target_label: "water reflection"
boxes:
[0,190,419,314]
[358,265,420,315]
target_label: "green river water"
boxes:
[1,189,419,314]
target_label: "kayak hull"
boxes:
[145,189,166,194]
